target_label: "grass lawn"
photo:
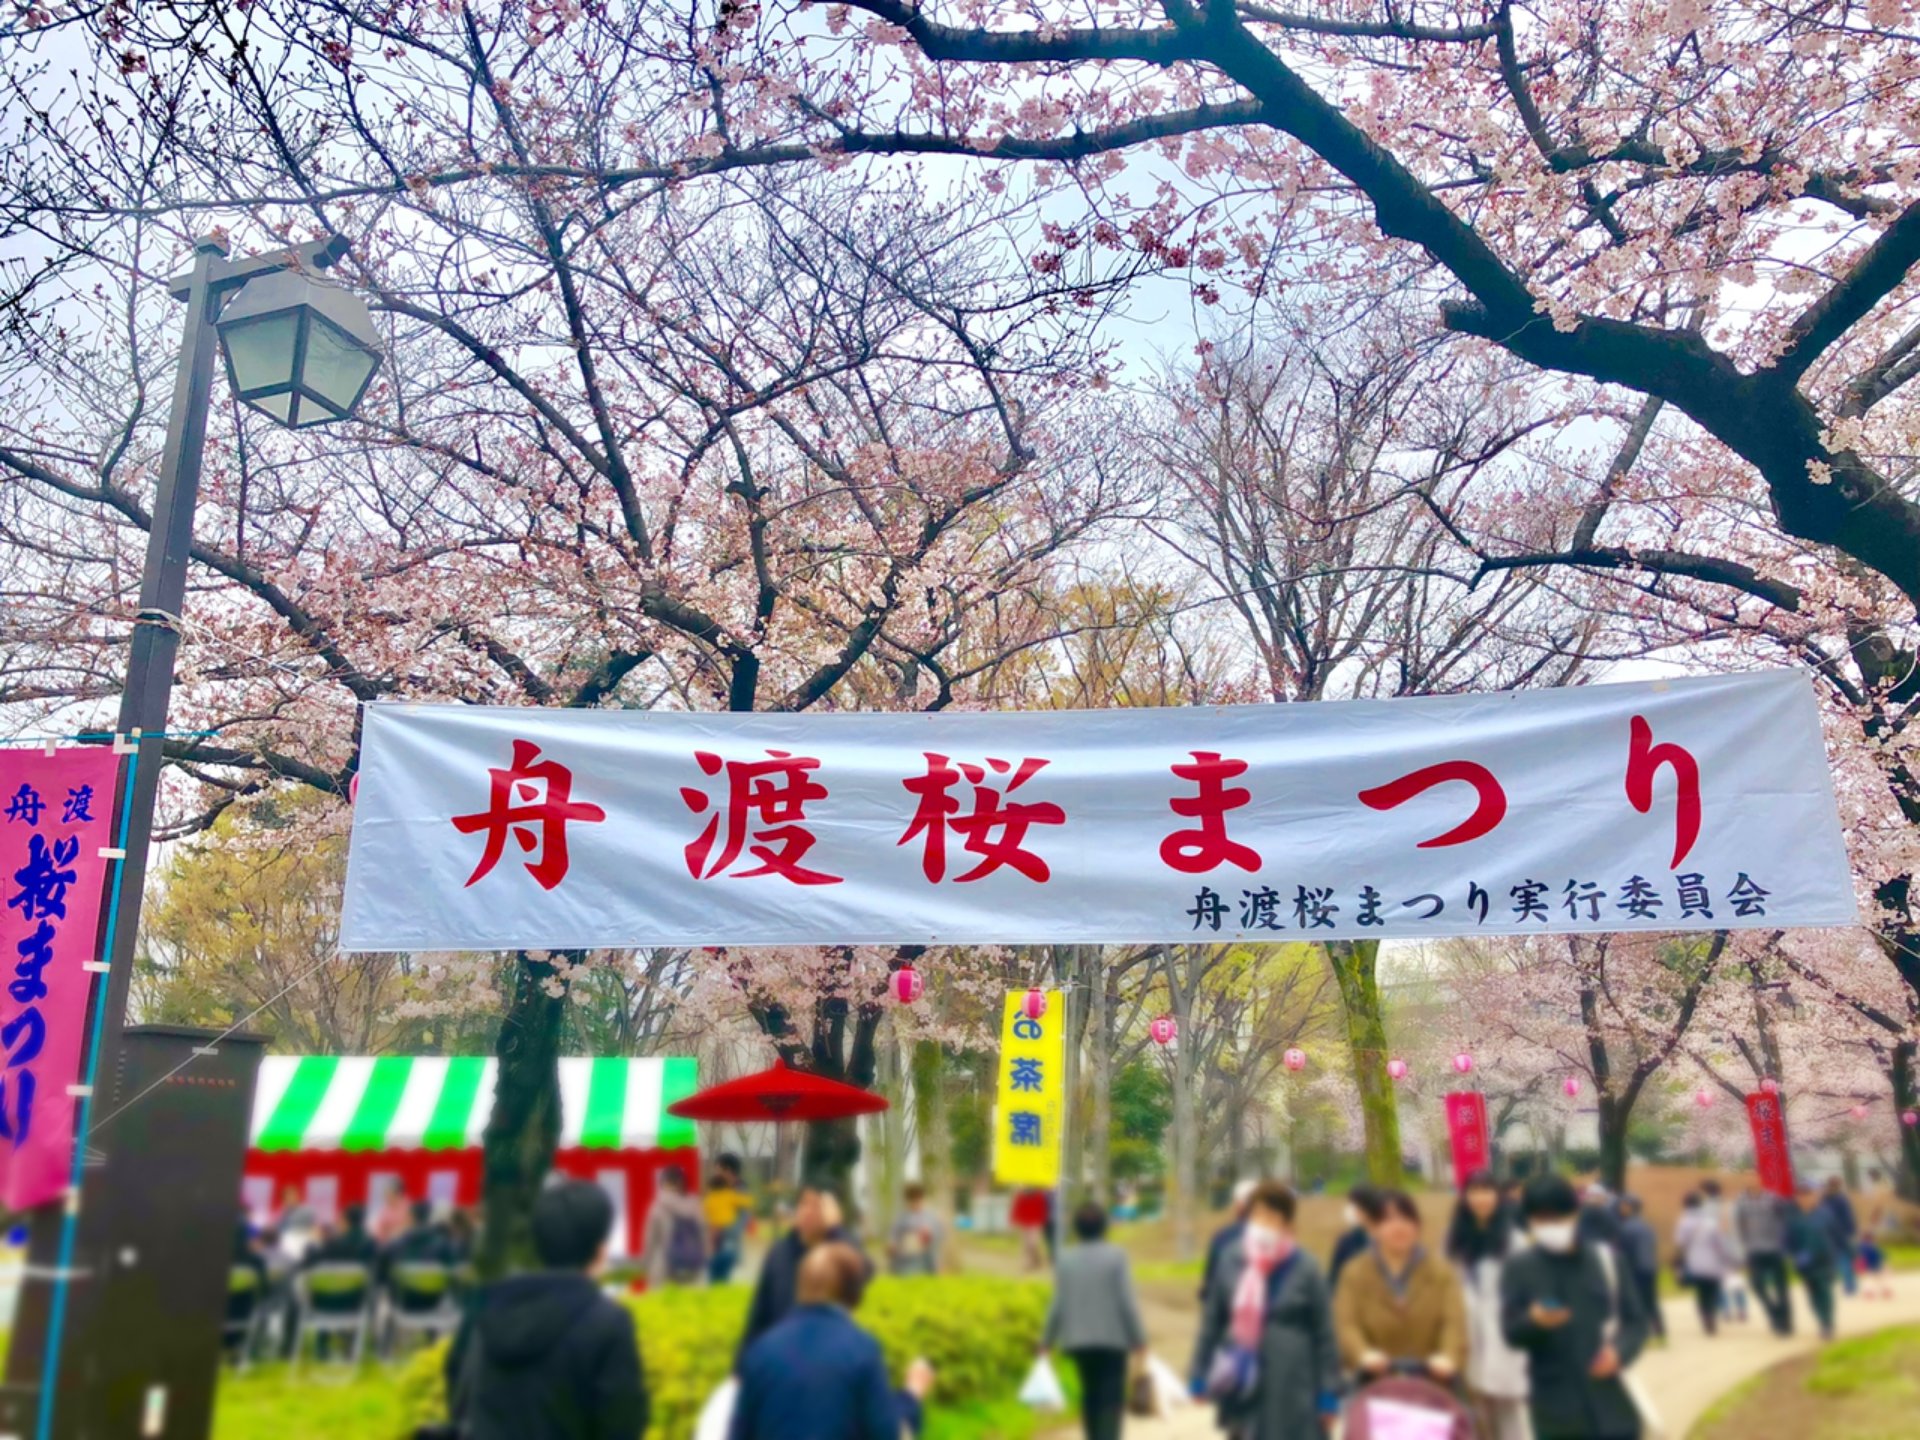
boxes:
[1690,1323,1920,1440]
[214,1361,1081,1440]
[214,1366,406,1440]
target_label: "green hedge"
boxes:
[399,1276,1050,1440]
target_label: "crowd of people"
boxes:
[281,1161,1898,1440]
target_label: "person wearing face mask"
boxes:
[1192,1181,1339,1439]
[1327,1183,1383,1291]
[1446,1172,1530,1440]
[1502,1176,1649,1440]
[1333,1190,1467,1388]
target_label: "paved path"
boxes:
[1110,1271,1920,1440]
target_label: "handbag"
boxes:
[1203,1341,1258,1403]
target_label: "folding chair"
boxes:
[383,1261,459,1358]
[223,1266,264,1370]
[293,1262,373,1371]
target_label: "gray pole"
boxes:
[9,233,352,1438]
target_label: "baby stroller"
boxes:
[1344,1369,1477,1440]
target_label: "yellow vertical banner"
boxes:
[992,990,1065,1189]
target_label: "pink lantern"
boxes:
[1904,1110,1919,1128]
[1562,1076,1582,1098]
[1283,1048,1307,1073]
[893,966,924,1005]
[1850,1104,1871,1120]
[1022,988,1047,1022]
[1386,1059,1409,1082]
[1759,1078,1779,1096]
[1451,1052,1474,1076]
[1149,1015,1178,1046]
[1694,1088,1715,1109]
[349,771,360,804]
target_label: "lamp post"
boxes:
[10,235,381,1440]
[89,233,381,1103]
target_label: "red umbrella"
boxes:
[666,1058,890,1123]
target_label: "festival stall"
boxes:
[244,1055,699,1257]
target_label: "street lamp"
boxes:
[15,233,380,1440]
[216,268,383,427]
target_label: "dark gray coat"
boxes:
[1192,1242,1340,1440]
[1043,1240,1148,1353]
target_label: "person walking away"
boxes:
[1576,1183,1622,1253]
[1733,1183,1793,1336]
[1041,1202,1147,1440]
[446,1179,647,1440]
[1011,1189,1052,1271]
[1328,1183,1383,1291]
[1334,1189,1468,1387]
[706,1154,752,1285]
[644,1169,709,1289]
[1447,1172,1531,1440]
[1613,1197,1664,1343]
[732,1243,933,1440]
[1191,1181,1340,1440]
[1815,1178,1858,1298]
[739,1184,870,1360]
[888,1183,944,1277]
[1200,1180,1257,1304]
[1701,1182,1748,1323]
[1785,1189,1840,1341]
[1502,1175,1649,1440]
[1672,1192,1736,1337]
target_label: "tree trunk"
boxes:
[1893,1038,1920,1202]
[1326,940,1402,1186]
[1088,954,1112,1203]
[479,951,571,1279]
[1058,946,1089,1205]
[1167,947,1200,1262]
[912,1041,954,1231]
[1595,1090,1629,1193]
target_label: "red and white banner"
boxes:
[338,670,1855,952]
[0,747,120,1209]
[1746,1092,1795,1197]
[1444,1092,1492,1190]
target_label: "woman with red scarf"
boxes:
[1191,1181,1341,1439]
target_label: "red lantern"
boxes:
[1694,1088,1715,1109]
[894,967,924,1005]
[1451,1052,1474,1076]
[1562,1076,1582,1098]
[1904,1110,1919,1128]
[1149,1015,1177,1046]
[1022,988,1047,1022]
[1850,1104,1870,1120]
[1283,1048,1307,1073]
[1759,1077,1779,1096]
[1386,1059,1409,1082]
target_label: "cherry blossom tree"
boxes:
[0,4,1149,1266]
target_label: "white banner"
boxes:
[338,670,1856,952]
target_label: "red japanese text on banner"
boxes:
[338,670,1854,951]
[1444,1092,1491,1191]
[0,747,120,1209]
[1745,1092,1795,1198]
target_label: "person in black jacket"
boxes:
[447,1180,647,1440]
[1326,1183,1382,1290]
[738,1184,870,1362]
[1501,1176,1649,1440]
[732,1242,932,1440]
[1198,1179,1256,1303]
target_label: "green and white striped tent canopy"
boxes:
[250,1056,699,1153]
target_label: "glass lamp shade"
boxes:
[216,268,382,427]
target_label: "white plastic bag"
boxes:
[1145,1353,1191,1412]
[694,1377,739,1440]
[1018,1356,1067,1411]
